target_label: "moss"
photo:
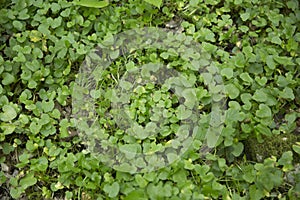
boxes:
[244,132,300,163]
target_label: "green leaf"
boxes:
[249,185,264,200]
[2,72,15,85]
[278,151,293,172]
[256,104,272,118]
[234,52,245,68]
[252,89,267,102]
[232,142,244,157]
[279,87,294,100]
[31,157,48,172]
[221,68,233,79]
[119,144,139,159]
[239,72,253,83]
[176,105,192,120]
[103,182,120,198]
[41,100,55,113]
[1,123,15,135]
[125,190,147,200]
[206,129,219,148]
[19,173,37,190]
[13,20,23,30]
[73,0,109,8]
[255,124,272,136]
[266,55,276,69]
[135,174,148,188]
[0,105,17,122]
[271,36,282,45]
[292,143,300,155]
[242,165,255,183]
[167,152,178,163]
[143,0,162,8]
[255,77,267,86]
[182,88,197,109]
[225,83,239,99]
[240,12,250,21]
[273,55,295,65]
[10,187,22,199]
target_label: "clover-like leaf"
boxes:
[19,173,37,190]
[103,182,120,198]
[73,0,109,8]
[225,83,239,99]
[143,0,162,8]
[256,104,272,118]
[0,105,17,122]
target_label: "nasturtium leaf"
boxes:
[73,0,109,8]
[0,105,17,122]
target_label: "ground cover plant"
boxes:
[0,0,299,199]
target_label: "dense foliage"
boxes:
[0,0,299,199]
